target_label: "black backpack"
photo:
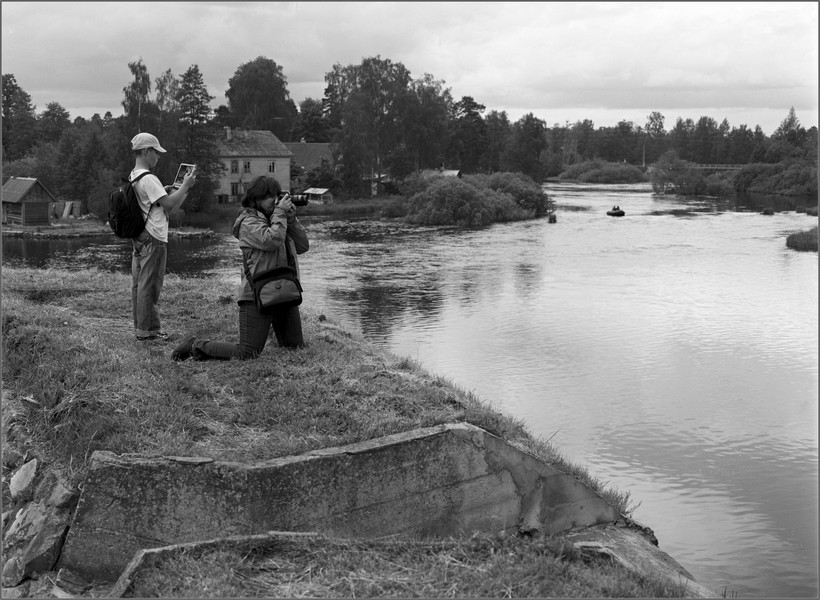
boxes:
[107,171,155,238]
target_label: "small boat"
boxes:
[607,209,625,217]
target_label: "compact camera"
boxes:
[278,192,309,207]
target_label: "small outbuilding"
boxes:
[420,167,462,179]
[1,177,57,226]
[301,187,334,204]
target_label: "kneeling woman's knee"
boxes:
[238,347,263,360]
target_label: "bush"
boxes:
[734,161,818,197]
[483,172,553,217]
[403,178,529,227]
[703,173,735,197]
[786,227,818,252]
[559,160,647,184]
[397,171,551,226]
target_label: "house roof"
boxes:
[420,169,462,179]
[1,177,58,203]
[216,129,292,158]
[284,142,335,170]
[303,188,330,195]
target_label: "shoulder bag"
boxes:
[241,239,303,313]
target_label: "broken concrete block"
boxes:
[59,423,622,581]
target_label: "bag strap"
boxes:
[240,237,297,286]
[128,171,156,221]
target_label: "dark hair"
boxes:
[241,176,281,209]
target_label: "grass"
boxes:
[125,533,692,598]
[1,266,636,510]
[1,265,684,597]
[786,226,818,252]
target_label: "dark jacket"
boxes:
[232,206,309,304]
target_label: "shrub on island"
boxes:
[392,172,552,226]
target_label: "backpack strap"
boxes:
[129,170,157,220]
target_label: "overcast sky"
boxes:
[2,1,817,135]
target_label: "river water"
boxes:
[3,182,818,597]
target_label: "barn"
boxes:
[2,177,57,226]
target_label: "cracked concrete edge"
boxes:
[89,423,456,470]
[564,525,718,598]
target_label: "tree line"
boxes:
[2,55,817,216]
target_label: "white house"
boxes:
[215,127,293,203]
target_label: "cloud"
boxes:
[2,1,817,133]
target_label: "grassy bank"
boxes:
[2,266,697,597]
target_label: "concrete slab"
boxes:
[58,422,623,581]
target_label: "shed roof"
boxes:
[216,129,292,158]
[1,177,58,203]
[284,142,335,170]
[420,169,462,179]
[302,188,330,195]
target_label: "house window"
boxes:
[231,183,241,196]
[230,160,238,174]
[243,161,251,173]
[268,161,275,173]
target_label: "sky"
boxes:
[2,1,818,136]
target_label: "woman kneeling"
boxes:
[172,176,309,360]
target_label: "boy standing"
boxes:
[130,132,196,341]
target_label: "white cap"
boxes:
[131,132,166,152]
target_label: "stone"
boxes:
[48,584,76,598]
[9,459,37,501]
[20,519,69,577]
[4,503,47,550]
[46,482,77,509]
[2,501,70,585]
[1,556,25,588]
[2,510,16,529]
[3,448,24,470]
[0,581,30,599]
[54,568,91,594]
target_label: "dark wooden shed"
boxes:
[2,177,57,226]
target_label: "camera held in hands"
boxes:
[278,192,309,207]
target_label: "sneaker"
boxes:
[137,331,171,342]
[171,336,197,361]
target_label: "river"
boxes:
[3,182,818,597]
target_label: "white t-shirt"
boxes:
[130,168,169,242]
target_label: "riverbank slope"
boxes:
[1,266,718,597]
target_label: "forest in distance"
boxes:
[3,55,817,217]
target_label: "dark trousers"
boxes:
[192,301,303,360]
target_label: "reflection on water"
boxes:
[3,182,818,597]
